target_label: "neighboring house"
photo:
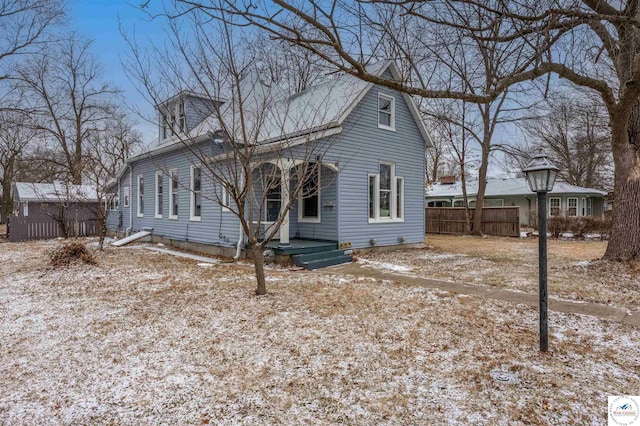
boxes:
[425,177,607,226]
[9,181,99,241]
[107,61,433,258]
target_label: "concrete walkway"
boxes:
[330,262,640,327]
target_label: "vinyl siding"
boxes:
[290,164,338,241]
[106,210,120,230]
[115,144,240,247]
[329,75,426,249]
[112,73,427,249]
[186,96,218,132]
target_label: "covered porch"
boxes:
[252,159,339,248]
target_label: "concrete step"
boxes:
[303,255,352,270]
[292,249,348,266]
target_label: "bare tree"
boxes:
[14,35,118,184]
[84,109,142,250]
[426,99,482,232]
[523,96,613,190]
[125,8,340,295]
[0,0,65,81]
[0,110,37,222]
[183,0,640,260]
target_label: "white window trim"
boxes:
[169,168,178,220]
[161,100,186,141]
[427,199,452,207]
[23,201,28,217]
[298,166,321,223]
[396,176,404,220]
[549,197,561,216]
[123,186,130,208]
[136,174,144,218]
[221,183,231,212]
[368,162,404,223]
[378,92,396,131]
[190,165,202,221]
[368,173,379,221]
[453,198,475,207]
[567,197,578,217]
[155,171,163,219]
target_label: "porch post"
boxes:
[278,159,292,247]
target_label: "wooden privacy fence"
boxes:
[7,215,99,242]
[426,207,521,237]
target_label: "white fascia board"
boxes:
[206,125,343,163]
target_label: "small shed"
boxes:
[9,182,99,242]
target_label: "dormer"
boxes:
[157,91,224,145]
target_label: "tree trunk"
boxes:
[460,163,471,234]
[1,157,15,224]
[471,140,491,236]
[603,105,640,261]
[251,242,268,295]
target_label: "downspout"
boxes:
[117,179,121,232]
[126,164,133,235]
[233,168,245,259]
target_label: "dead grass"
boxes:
[0,238,638,424]
[357,234,640,310]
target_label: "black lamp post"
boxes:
[523,154,559,352]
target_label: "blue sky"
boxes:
[69,0,163,142]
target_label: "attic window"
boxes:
[178,101,186,133]
[378,93,395,131]
[161,100,186,140]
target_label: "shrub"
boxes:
[50,241,97,268]
[548,216,570,237]
[546,216,611,239]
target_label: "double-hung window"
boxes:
[123,187,130,208]
[169,169,178,219]
[220,183,231,212]
[136,174,144,217]
[155,172,163,218]
[190,166,202,221]
[298,163,320,222]
[378,93,395,130]
[567,197,578,216]
[161,100,186,140]
[178,102,186,133]
[368,162,404,222]
[549,197,561,216]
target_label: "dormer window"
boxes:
[378,93,395,131]
[162,114,169,139]
[160,100,187,140]
[178,102,186,133]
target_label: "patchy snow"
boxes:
[358,258,413,273]
[0,239,638,425]
[358,236,640,310]
[144,246,220,264]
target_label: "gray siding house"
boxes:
[426,177,607,226]
[108,61,432,258]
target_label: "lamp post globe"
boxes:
[523,153,559,353]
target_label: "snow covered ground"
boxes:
[0,238,638,425]
[357,235,640,310]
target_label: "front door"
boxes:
[264,185,282,239]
